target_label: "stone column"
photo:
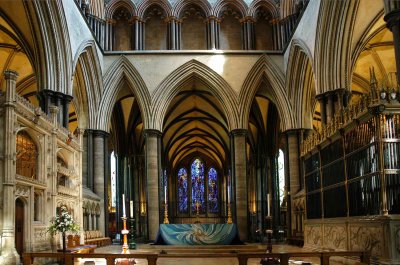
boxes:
[1,70,19,264]
[285,129,301,236]
[316,94,326,126]
[241,17,254,50]
[133,17,141,50]
[230,129,248,240]
[167,17,178,50]
[207,16,218,50]
[144,129,161,240]
[384,3,400,84]
[325,92,334,123]
[62,94,73,129]
[93,130,109,235]
[37,89,54,115]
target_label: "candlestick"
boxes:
[267,194,270,217]
[163,202,169,224]
[130,200,133,218]
[122,194,126,217]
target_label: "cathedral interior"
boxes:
[1,0,400,264]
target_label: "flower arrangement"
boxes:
[47,206,79,235]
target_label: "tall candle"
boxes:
[227,175,231,204]
[164,185,167,202]
[267,194,270,216]
[130,200,133,218]
[228,184,231,203]
[122,194,126,217]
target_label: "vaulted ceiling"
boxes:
[163,81,229,171]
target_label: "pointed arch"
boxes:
[314,0,359,92]
[286,40,317,129]
[213,0,247,18]
[137,0,172,18]
[27,0,73,95]
[105,0,137,19]
[248,0,279,18]
[239,54,295,130]
[98,56,151,132]
[152,59,239,132]
[71,40,103,129]
[173,0,212,18]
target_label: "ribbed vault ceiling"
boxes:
[352,21,395,99]
[163,83,229,170]
[0,17,36,104]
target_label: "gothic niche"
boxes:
[254,7,274,50]
[219,7,242,50]
[113,7,132,51]
[180,5,206,50]
[144,6,167,50]
[16,131,38,179]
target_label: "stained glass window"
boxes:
[191,159,205,213]
[177,168,188,213]
[278,149,285,204]
[208,167,218,213]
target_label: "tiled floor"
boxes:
[72,244,362,265]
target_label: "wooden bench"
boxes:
[84,230,111,247]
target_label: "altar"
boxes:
[155,224,242,245]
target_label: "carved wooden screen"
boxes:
[16,131,38,179]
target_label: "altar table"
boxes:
[155,224,242,245]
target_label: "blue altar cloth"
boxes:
[155,224,242,245]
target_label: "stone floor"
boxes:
[72,244,363,265]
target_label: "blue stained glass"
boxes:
[191,159,205,214]
[177,168,188,213]
[208,167,218,213]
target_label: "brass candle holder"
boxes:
[227,203,233,224]
[163,202,169,224]
[121,216,130,254]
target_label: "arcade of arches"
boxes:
[1,0,400,264]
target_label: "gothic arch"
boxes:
[239,54,295,130]
[71,40,103,129]
[98,56,151,132]
[248,0,279,18]
[152,59,239,132]
[213,0,247,18]
[25,0,73,95]
[314,0,359,92]
[105,0,136,19]
[286,40,317,129]
[173,0,212,18]
[137,0,172,18]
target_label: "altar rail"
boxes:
[23,250,369,265]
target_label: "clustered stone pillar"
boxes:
[1,70,19,264]
[93,130,109,236]
[206,16,219,50]
[241,17,254,50]
[37,89,72,129]
[230,129,248,240]
[384,1,400,84]
[167,17,180,50]
[285,129,301,237]
[144,129,161,241]
[132,17,144,50]
[316,89,351,125]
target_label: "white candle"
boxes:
[122,194,126,217]
[164,185,167,202]
[130,200,133,218]
[267,194,270,217]
[227,184,231,203]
